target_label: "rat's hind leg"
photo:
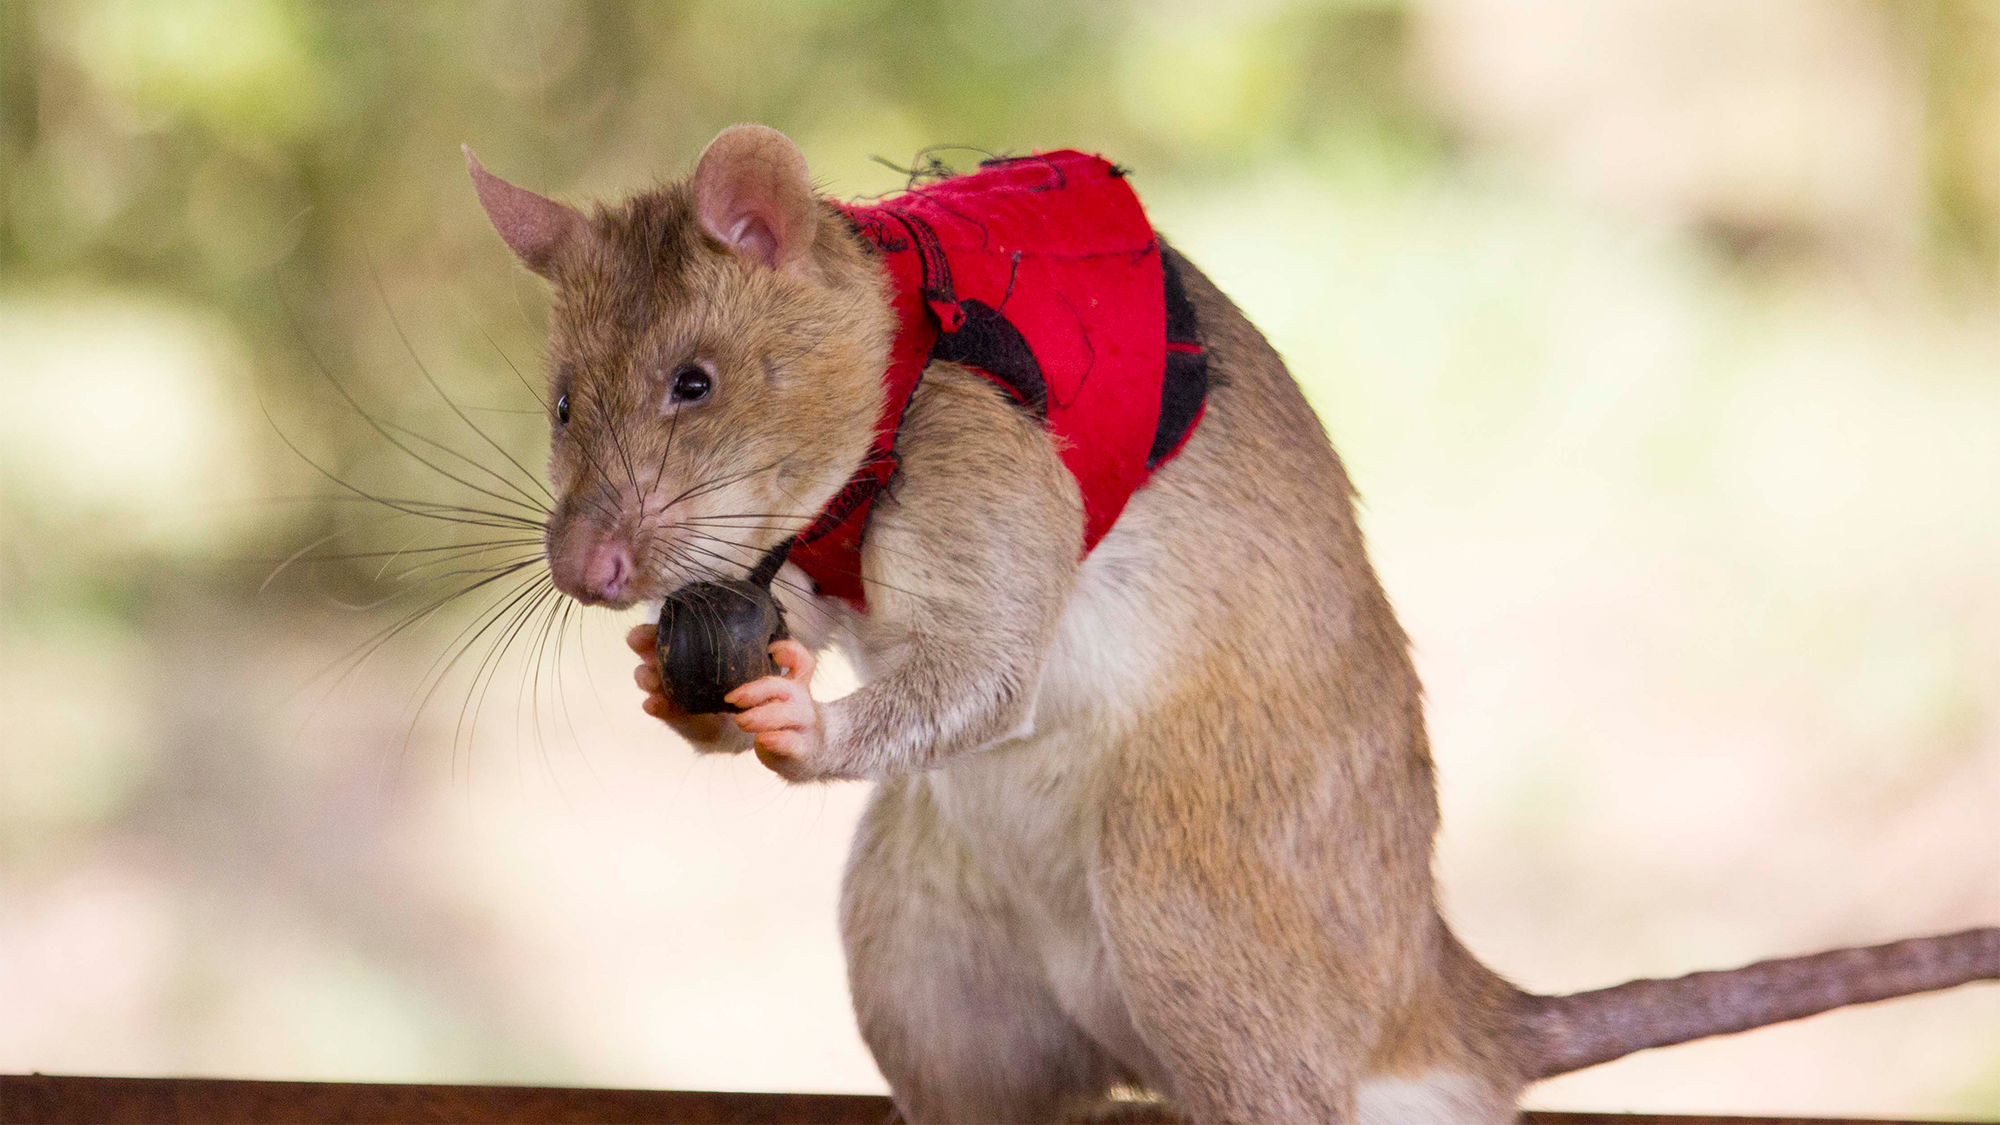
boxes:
[842,779,1120,1124]
[1090,699,1464,1123]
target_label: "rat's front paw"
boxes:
[726,639,832,782]
[626,623,749,753]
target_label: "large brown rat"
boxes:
[467,125,1998,1123]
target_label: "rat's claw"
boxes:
[733,684,810,732]
[769,638,816,684]
[753,730,804,763]
[727,647,827,781]
[725,676,792,711]
[625,623,657,656]
[634,660,663,693]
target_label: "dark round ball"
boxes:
[654,578,789,715]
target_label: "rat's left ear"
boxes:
[691,125,818,274]
[464,145,583,278]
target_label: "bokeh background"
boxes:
[3,0,1999,1116]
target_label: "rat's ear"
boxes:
[464,145,583,278]
[691,125,818,273]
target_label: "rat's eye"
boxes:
[556,393,570,424]
[670,363,712,404]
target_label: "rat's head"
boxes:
[468,125,891,609]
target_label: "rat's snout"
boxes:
[550,526,639,607]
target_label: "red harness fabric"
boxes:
[786,151,1202,609]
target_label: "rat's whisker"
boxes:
[261,528,349,595]
[270,537,544,565]
[684,520,935,590]
[465,312,553,412]
[671,536,841,632]
[398,570,555,775]
[685,515,932,565]
[639,535,705,597]
[641,394,685,524]
[377,417,550,516]
[319,494,545,527]
[363,524,516,583]
[276,289,548,520]
[386,552,548,589]
[556,481,625,535]
[304,552,545,612]
[262,404,546,532]
[547,596,591,774]
[370,534,516,579]
[660,451,793,512]
[683,512,820,524]
[455,576,561,775]
[369,260,559,510]
[600,395,649,514]
[290,558,547,737]
[267,297,573,781]
[521,582,572,795]
[469,316,646,537]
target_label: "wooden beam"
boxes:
[0,1074,1964,1125]
[0,1076,892,1125]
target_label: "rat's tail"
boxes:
[1517,927,2000,1079]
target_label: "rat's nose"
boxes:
[556,536,636,605]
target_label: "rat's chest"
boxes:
[911,534,1170,878]
[902,552,1173,1074]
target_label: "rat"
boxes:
[465,125,1999,1123]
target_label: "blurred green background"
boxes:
[3,0,1998,1115]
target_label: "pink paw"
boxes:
[725,639,826,781]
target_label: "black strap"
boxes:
[746,538,792,592]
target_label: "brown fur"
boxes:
[528,165,891,609]
[473,126,2000,1123]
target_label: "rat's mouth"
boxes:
[644,523,795,600]
[546,526,646,608]
[549,510,790,611]
[548,512,743,609]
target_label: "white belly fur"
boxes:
[912,530,1177,1081]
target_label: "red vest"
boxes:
[786,151,1208,608]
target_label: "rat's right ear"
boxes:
[464,145,583,279]
[691,124,818,274]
